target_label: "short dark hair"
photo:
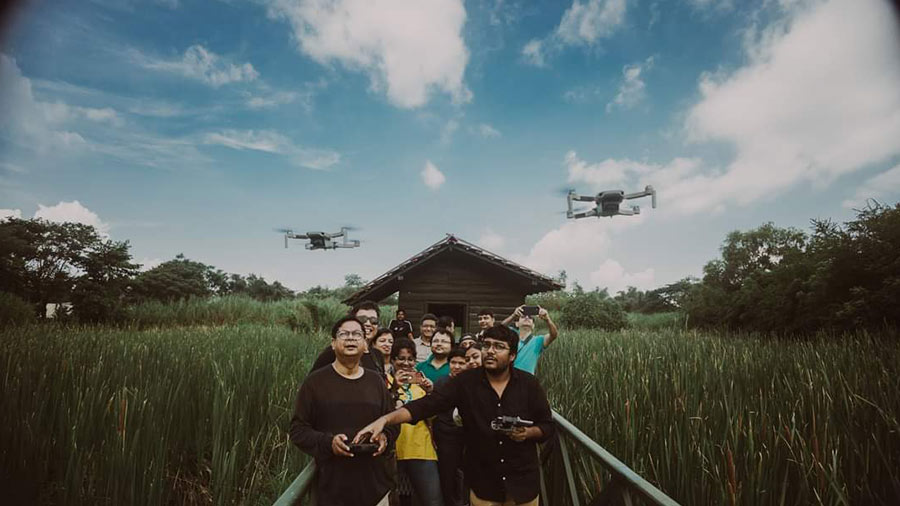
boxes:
[482,324,518,360]
[432,328,455,343]
[477,309,494,317]
[331,316,364,339]
[351,300,380,317]
[421,313,437,323]
[466,342,482,351]
[373,327,393,341]
[391,337,417,360]
[448,348,467,361]
[437,315,454,328]
[396,308,406,315]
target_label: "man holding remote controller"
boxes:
[500,305,559,375]
[353,324,555,506]
[290,315,398,506]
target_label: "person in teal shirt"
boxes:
[415,328,453,383]
[501,305,560,375]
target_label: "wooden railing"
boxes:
[274,410,680,506]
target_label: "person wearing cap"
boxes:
[459,333,477,350]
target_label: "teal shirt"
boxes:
[514,333,546,375]
[416,359,450,383]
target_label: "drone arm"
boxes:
[572,209,598,219]
[624,186,656,208]
[573,195,596,202]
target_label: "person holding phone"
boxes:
[500,305,559,374]
[390,338,444,506]
[289,316,398,506]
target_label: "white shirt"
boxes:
[413,336,432,363]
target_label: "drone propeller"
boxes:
[340,225,361,232]
[274,227,294,234]
[554,186,578,197]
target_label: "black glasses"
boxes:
[356,316,379,324]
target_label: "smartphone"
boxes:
[522,305,540,317]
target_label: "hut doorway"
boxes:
[426,303,467,334]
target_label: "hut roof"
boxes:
[343,234,564,305]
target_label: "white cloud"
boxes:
[475,123,501,138]
[246,91,300,109]
[0,54,95,152]
[679,0,900,212]
[135,45,259,87]
[843,164,900,209]
[0,209,23,221]
[478,228,506,251]
[267,0,471,109]
[440,118,460,145]
[523,0,626,66]
[421,161,446,189]
[556,0,626,45]
[588,259,655,293]
[203,129,340,170]
[521,39,546,67]
[34,201,110,236]
[512,217,649,291]
[607,55,655,112]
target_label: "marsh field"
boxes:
[1,319,898,506]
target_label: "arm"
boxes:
[529,378,555,443]
[539,308,559,348]
[289,381,338,460]
[501,305,524,327]
[355,373,461,443]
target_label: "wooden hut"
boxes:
[343,234,563,333]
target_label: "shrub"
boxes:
[559,292,628,330]
[0,291,34,326]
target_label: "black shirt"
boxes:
[290,366,398,506]
[309,345,386,377]
[389,319,414,340]
[432,375,463,438]
[404,367,555,503]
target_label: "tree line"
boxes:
[2,202,897,333]
[608,202,900,334]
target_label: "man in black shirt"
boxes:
[309,300,385,376]
[354,324,554,506]
[389,307,414,340]
[290,316,398,506]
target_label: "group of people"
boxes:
[290,301,562,506]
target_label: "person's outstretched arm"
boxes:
[501,305,523,327]
[540,308,559,348]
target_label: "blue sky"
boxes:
[2,0,899,293]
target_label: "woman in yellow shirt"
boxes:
[390,338,444,506]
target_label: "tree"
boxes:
[132,254,212,301]
[0,218,138,320]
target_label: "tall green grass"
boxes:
[0,324,328,505]
[3,323,898,505]
[538,328,900,505]
[123,295,351,331]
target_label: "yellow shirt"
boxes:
[393,379,437,461]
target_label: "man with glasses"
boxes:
[416,328,453,383]
[414,313,438,363]
[354,324,555,506]
[499,306,559,375]
[290,316,398,506]
[310,301,386,376]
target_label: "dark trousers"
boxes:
[434,431,466,506]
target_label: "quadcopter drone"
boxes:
[277,227,360,250]
[566,185,657,219]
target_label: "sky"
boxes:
[1,0,899,294]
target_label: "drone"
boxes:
[277,227,360,250]
[566,185,657,219]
